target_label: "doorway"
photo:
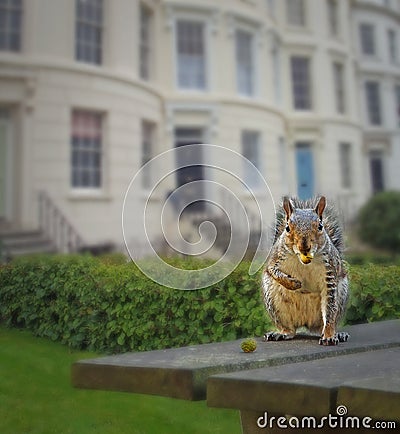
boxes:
[369,150,385,194]
[295,142,314,200]
[174,127,205,212]
[0,110,12,220]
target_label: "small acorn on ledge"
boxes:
[241,338,257,353]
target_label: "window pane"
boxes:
[72,170,80,188]
[396,85,400,127]
[0,0,22,52]
[141,121,157,188]
[339,143,352,189]
[291,56,312,110]
[71,110,103,189]
[360,23,375,55]
[140,4,152,80]
[176,20,206,90]
[388,29,397,63]
[10,9,21,31]
[9,32,20,51]
[93,170,101,188]
[327,0,338,36]
[242,130,261,188]
[0,10,6,28]
[236,29,254,96]
[286,0,306,27]
[268,0,276,17]
[333,62,345,114]
[370,151,385,194]
[75,0,103,65]
[365,81,382,125]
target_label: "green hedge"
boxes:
[0,256,399,353]
[345,263,400,324]
[346,253,400,266]
[0,255,271,353]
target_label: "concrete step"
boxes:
[5,243,57,257]
[0,221,57,259]
[0,219,19,235]
[0,229,43,240]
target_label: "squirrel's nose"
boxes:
[300,241,311,255]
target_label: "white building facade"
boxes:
[0,0,399,251]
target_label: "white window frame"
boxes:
[139,3,153,80]
[0,0,23,52]
[365,81,382,126]
[395,84,400,127]
[339,142,352,190]
[0,109,15,221]
[327,0,339,38]
[360,23,376,57]
[286,0,306,28]
[141,120,156,189]
[290,55,312,111]
[241,130,263,190]
[71,109,104,191]
[235,26,257,97]
[333,61,346,115]
[75,0,104,65]
[267,0,276,19]
[387,28,397,64]
[272,39,282,106]
[369,149,386,194]
[174,15,209,92]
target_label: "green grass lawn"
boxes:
[0,327,241,434]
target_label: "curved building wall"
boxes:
[0,0,398,249]
[353,0,400,196]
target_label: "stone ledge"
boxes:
[71,319,400,400]
[338,375,400,421]
[207,347,400,419]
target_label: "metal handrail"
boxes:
[38,191,84,253]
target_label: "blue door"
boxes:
[295,143,314,200]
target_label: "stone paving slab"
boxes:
[207,347,400,419]
[71,319,400,400]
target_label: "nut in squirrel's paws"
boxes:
[299,252,314,264]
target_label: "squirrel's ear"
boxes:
[283,197,293,220]
[315,196,326,219]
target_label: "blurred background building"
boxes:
[0,0,399,257]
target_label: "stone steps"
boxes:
[0,219,57,260]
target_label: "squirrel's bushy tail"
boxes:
[274,197,345,256]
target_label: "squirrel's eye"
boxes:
[318,222,323,231]
[286,225,290,233]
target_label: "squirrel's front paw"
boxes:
[287,277,302,290]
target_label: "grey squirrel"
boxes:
[262,196,349,346]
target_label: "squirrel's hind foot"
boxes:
[263,331,295,342]
[319,336,339,346]
[319,332,350,346]
[337,331,350,342]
